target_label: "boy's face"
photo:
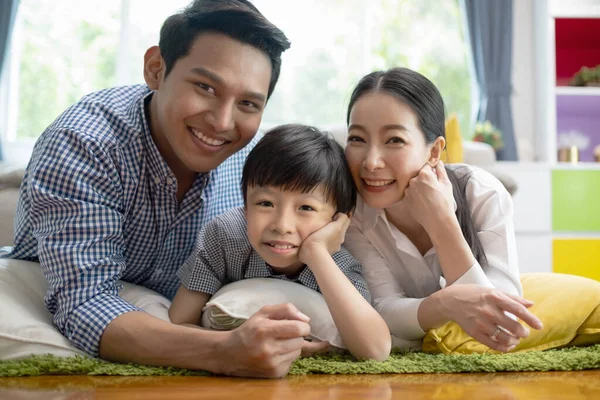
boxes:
[144,32,272,175]
[245,185,337,272]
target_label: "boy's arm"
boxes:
[171,215,231,325]
[169,286,211,325]
[299,214,391,361]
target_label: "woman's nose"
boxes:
[363,147,385,172]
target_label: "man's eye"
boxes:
[299,205,315,211]
[197,83,215,95]
[240,100,260,110]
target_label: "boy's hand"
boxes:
[298,213,351,266]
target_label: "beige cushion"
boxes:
[0,259,171,360]
[201,278,346,349]
[0,188,19,246]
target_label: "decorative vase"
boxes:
[558,146,579,163]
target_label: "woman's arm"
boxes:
[406,164,542,350]
[300,214,391,361]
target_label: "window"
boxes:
[1,0,471,163]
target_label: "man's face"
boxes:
[146,32,272,175]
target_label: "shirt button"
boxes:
[154,177,161,184]
[166,177,174,185]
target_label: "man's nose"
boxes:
[206,100,235,132]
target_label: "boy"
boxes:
[169,124,391,361]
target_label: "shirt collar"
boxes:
[357,195,386,232]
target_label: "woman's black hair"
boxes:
[159,0,290,100]
[346,67,487,267]
[242,124,356,214]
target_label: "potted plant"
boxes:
[569,65,600,87]
[472,121,503,151]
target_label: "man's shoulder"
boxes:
[48,85,151,147]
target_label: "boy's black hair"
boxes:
[242,124,356,214]
[159,0,290,99]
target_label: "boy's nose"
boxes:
[271,211,295,234]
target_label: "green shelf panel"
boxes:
[552,170,600,231]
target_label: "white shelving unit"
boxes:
[493,0,600,278]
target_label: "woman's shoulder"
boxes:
[448,164,513,216]
[448,164,508,194]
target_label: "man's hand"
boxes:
[217,303,317,378]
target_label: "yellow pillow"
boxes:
[422,273,600,354]
[440,113,464,164]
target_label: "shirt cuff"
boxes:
[382,297,427,341]
[440,262,495,289]
[64,293,141,357]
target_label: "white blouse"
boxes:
[343,164,522,342]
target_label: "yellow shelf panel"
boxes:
[553,239,600,281]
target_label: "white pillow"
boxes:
[201,278,346,349]
[0,259,172,360]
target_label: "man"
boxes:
[3,0,326,378]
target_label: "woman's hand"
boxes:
[298,213,351,265]
[435,284,544,352]
[403,160,455,231]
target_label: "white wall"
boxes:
[511,0,536,161]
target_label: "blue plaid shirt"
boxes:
[1,85,261,357]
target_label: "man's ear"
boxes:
[428,136,446,167]
[143,46,164,90]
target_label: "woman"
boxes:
[343,67,543,352]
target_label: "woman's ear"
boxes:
[143,46,164,90]
[427,136,446,167]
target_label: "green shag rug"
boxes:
[1,345,599,377]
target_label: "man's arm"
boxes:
[27,128,141,356]
[100,304,313,378]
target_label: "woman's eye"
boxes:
[347,135,365,143]
[299,205,316,211]
[387,137,405,145]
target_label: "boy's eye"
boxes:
[387,137,405,145]
[196,82,215,95]
[347,135,365,143]
[257,201,273,207]
[299,205,316,211]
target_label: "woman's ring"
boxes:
[491,327,501,341]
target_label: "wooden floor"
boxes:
[1,370,599,399]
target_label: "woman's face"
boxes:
[345,91,433,209]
